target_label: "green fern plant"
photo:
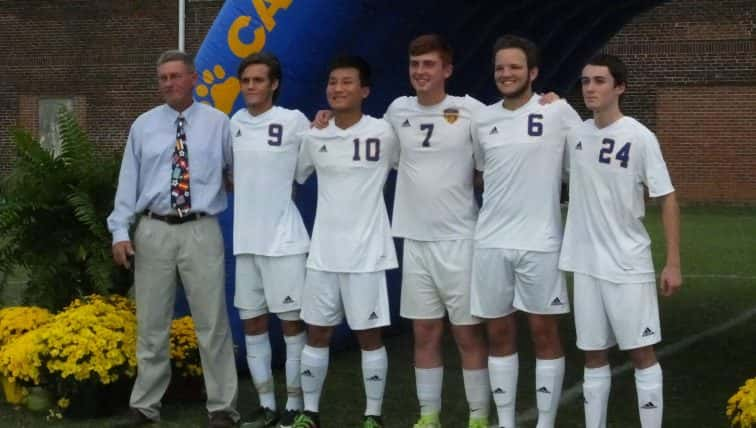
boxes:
[0,110,130,310]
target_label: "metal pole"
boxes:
[178,0,185,51]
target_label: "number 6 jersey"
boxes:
[230,106,311,257]
[472,95,582,251]
[559,116,675,283]
[296,115,399,273]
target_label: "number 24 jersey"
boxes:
[559,116,675,283]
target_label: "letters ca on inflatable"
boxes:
[194,0,364,117]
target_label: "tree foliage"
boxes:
[0,110,130,310]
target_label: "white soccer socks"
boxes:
[635,363,663,428]
[245,333,276,410]
[463,368,491,421]
[283,332,306,412]
[489,354,518,428]
[415,366,443,416]
[300,345,329,413]
[362,347,388,416]
[583,365,611,428]
[535,357,565,428]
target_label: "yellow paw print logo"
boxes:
[195,65,240,114]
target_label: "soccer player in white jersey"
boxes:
[383,34,491,428]
[293,55,399,428]
[230,52,311,428]
[560,54,682,428]
[470,35,582,428]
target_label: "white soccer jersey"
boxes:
[559,116,675,283]
[230,106,310,256]
[473,95,582,252]
[295,115,399,273]
[385,95,484,241]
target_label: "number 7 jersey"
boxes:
[296,115,399,273]
[559,116,675,283]
[385,95,484,241]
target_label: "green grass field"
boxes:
[1,205,755,427]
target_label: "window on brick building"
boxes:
[38,98,74,156]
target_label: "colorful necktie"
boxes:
[171,115,191,217]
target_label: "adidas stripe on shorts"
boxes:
[301,269,391,330]
[573,272,662,351]
[471,248,569,318]
[234,253,307,320]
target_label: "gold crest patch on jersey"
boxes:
[443,108,459,124]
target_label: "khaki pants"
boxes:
[130,216,238,421]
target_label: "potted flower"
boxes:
[728,377,756,427]
[0,306,52,404]
[166,316,204,401]
[0,294,137,416]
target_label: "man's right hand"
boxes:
[312,110,332,129]
[112,240,135,269]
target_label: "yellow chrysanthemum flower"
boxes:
[728,377,756,427]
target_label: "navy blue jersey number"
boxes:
[352,138,381,162]
[528,114,543,137]
[598,138,631,168]
[268,123,283,146]
[420,123,434,147]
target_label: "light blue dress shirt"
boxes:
[107,102,233,244]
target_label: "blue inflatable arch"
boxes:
[188,0,663,361]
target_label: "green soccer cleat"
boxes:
[413,413,442,428]
[362,415,384,428]
[241,407,279,428]
[467,416,489,428]
[292,411,320,428]
[278,409,298,428]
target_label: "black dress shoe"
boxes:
[112,408,154,427]
[209,411,238,428]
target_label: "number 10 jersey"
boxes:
[296,115,399,273]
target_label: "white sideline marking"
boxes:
[684,274,756,279]
[516,304,756,423]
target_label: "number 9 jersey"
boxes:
[230,106,311,257]
[559,116,675,283]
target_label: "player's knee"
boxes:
[452,325,486,353]
[628,346,657,369]
[413,320,443,348]
[585,350,610,368]
[243,314,268,335]
[355,328,383,351]
[280,318,305,336]
[530,327,560,353]
[485,318,516,352]
[307,325,333,347]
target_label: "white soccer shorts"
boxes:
[471,248,570,318]
[301,269,391,331]
[573,273,662,351]
[234,253,306,320]
[399,239,480,325]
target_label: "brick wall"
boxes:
[656,86,756,201]
[566,0,756,202]
[0,0,222,174]
[1,0,754,202]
